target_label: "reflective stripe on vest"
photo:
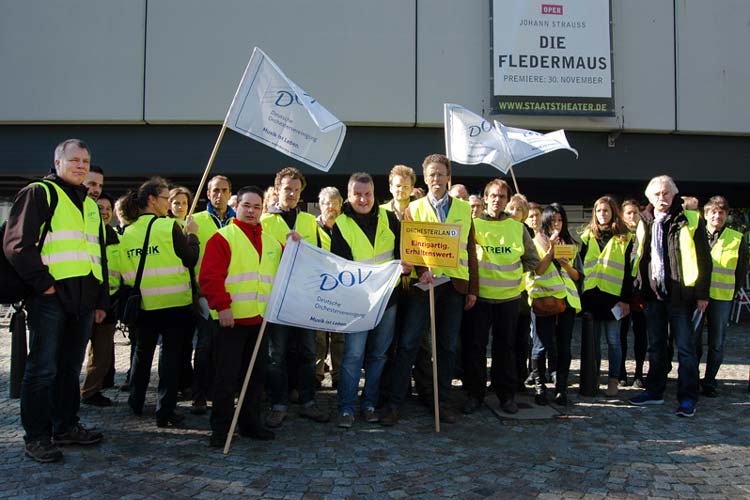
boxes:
[119,215,192,311]
[474,217,525,300]
[581,230,631,297]
[409,196,471,280]
[38,182,103,283]
[209,224,282,320]
[527,239,581,312]
[261,211,319,246]
[709,227,742,301]
[335,207,395,265]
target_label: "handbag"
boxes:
[532,296,567,317]
[119,217,157,324]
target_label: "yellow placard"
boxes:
[554,244,576,260]
[400,221,461,269]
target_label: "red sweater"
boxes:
[199,219,263,326]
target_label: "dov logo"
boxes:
[275,90,316,107]
[319,269,372,291]
[468,120,494,137]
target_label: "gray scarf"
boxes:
[649,210,669,299]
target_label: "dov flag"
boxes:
[264,239,403,333]
[496,122,579,166]
[225,47,346,172]
[444,103,513,173]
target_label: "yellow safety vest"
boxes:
[581,230,631,297]
[709,227,743,301]
[38,182,103,283]
[527,239,581,312]
[474,217,525,300]
[261,210,318,246]
[119,215,192,311]
[193,210,231,277]
[633,210,699,286]
[106,242,121,296]
[317,224,332,252]
[334,207,395,264]
[209,224,282,320]
[409,196,471,280]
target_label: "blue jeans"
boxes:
[644,300,700,402]
[337,303,397,415]
[21,294,94,441]
[594,319,623,379]
[389,284,464,408]
[266,324,316,410]
[698,299,732,389]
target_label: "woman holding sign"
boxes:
[528,204,582,406]
[580,196,634,397]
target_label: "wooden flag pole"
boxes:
[223,317,268,455]
[509,166,521,195]
[428,273,441,433]
[188,124,228,218]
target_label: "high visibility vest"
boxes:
[633,210,699,286]
[474,217,525,300]
[409,196,471,280]
[317,225,332,252]
[106,242,121,296]
[119,215,192,311]
[261,210,318,246]
[209,224,282,320]
[38,182,103,283]
[709,227,743,301]
[334,207,395,264]
[581,230,631,297]
[527,239,581,313]
[193,210,231,276]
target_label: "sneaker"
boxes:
[53,423,103,446]
[628,390,664,406]
[379,408,400,427]
[337,413,354,428]
[632,378,645,389]
[676,400,696,418]
[82,392,113,407]
[362,408,379,423]
[299,403,330,423]
[265,409,287,428]
[209,432,227,448]
[24,439,63,463]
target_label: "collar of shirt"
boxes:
[207,203,236,226]
[427,191,450,221]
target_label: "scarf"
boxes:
[427,191,450,223]
[649,210,669,299]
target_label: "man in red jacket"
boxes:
[199,186,282,447]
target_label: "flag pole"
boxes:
[223,317,268,455]
[428,272,441,433]
[509,166,521,195]
[188,124,228,218]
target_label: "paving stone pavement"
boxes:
[1,315,750,499]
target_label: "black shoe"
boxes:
[82,392,113,407]
[209,433,227,448]
[24,439,63,463]
[433,406,458,424]
[702,386,718,398]
[462,397,482,414]
[178,388,193,402]
[119,382,130,392]
[156,411,185,428]
[499,397,519,414]
[191,398,208,415]
[53,423,103,446]
[379,408,400,427]
[534,389,548,406]
[554,392,568,406]
[524,373,535,387]
[239,427,276,441]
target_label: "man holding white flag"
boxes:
[329,173,411,428]
[224,47,346,172]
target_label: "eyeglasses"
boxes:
[158,195,170,201]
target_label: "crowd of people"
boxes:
[3,138,747,463]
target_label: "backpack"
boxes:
[0,180,59,304]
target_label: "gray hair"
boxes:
[645,175,679,198]
[54,138,89,161]
[347,172,373,195]
[318,186,343,204]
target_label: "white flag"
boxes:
[496,122,579,166]
[224,47,346,172]
[444,103,513,173]
[265,239,402,333]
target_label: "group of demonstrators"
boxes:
[3,138,747,463]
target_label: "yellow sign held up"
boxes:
[554,244,576,260]
[400,221,461,269]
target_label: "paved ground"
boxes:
[1,313,750,499]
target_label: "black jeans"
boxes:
[211,324,267,435]
[532,307,576,393]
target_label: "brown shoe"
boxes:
[299,403,329,423]
[265,409,287,428]
[379,408,400,426]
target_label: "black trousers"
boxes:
[463,299,520,400]
[210,323,267,436]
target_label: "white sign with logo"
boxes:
[491,0,613,116]
[225,47,346,172]
[264,239,402,333]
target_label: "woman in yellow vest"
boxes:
[580,196,634,397]
[529,204,582,406]
[119,177,199,427]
